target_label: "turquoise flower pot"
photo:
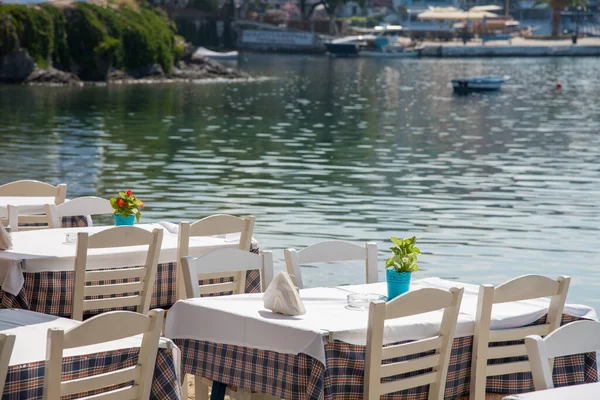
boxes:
[114,214,135,226]
[386,269,412,300]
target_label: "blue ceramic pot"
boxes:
[114,214,135,226]
[386,269,411,300]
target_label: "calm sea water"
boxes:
[1,55,600,312]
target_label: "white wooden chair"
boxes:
[0,180,67,229]
[43,309,163,400]
[71,227,163,321]
[470,275,571,400]
[525,320,600,391]
[364,287,464,400]
[0,333,16,393]
[181,248,274,400]
[180,248,274,299]
[284,240,378,289]
[0,180,67,204]
[3,204,49,232]
[177,214,255,300]
[44,196,113,228]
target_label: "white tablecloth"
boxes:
[0,196,56,218]
[0,308,176,367]
[165,278,597,366]
[502,382,600,399]
[0,222,249,296]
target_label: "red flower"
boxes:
[117,198,124,207]
[139,201,144,208]
[126,190,133,196]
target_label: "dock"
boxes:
[419,37,600,57]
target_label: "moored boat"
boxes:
[326,25,420,58]
[452,75,508,93]
[193,47,239,61]
[360,47,421,58]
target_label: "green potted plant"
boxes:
[385,236,420,299]
[110,190,144,226]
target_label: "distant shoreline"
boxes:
[417,37,600,57]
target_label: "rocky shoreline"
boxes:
[0,3,249,87]
[1,47,248,87]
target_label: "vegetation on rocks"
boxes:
[0,2,178,80]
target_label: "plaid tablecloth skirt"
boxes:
[2,346,181,400]
[0,216,262,317]
[174,314,598,400]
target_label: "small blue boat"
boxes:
[452,75,509,93]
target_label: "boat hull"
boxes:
[452,76,505,93]
[193,47,239,60]
[359,50,420,58]
[326,43,360,57]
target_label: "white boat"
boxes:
[326,25,420,58]
[193,47,239,61]
[360,47,420,58]
[452,75,509,93]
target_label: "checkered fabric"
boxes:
[14,215,88,229]
[174,314,598,400]
[2,347,181,400]
[0,266,261,318]
[61,215,89,228]
[0,247,262,317]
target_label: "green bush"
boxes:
[173,35,185,62]
[0,4,53,67]
[41,4,69,69]
[341,14,385,28]
[0,3,178,80]
[0,12,19,59]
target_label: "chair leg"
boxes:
[180,373,189,399]
[195,375,210,400]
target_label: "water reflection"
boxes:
[1,55,600,311]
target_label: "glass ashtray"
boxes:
[346,293,387,310]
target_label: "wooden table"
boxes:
[166,278,598,400]
[0,308,182,399]
[503,382,600,399]
[0,223,262,317]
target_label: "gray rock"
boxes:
[23,68,82,86]
[106,68,132,82]
[126,63,165,79]
[0,49,36,83]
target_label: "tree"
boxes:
[533,0,588,38]
[300,0,365,33]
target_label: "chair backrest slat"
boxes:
[43,310,163,400]
[45,196,113,228]
[493,275,560,304]
[86,226,156,249]
[181,248,273,299]
[525,320,600,391]
[470,275,570,400]
[381,336,443,360]
[284,241,378,289]
[71,227,163,321]
[0,180,67,204]
[176,215,256,300]
[364,287,464,400]
[61,366,140,396]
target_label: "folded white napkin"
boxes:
[0,224,12,250]
[263,271,306,316]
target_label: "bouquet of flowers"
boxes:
[110,190,144,223]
